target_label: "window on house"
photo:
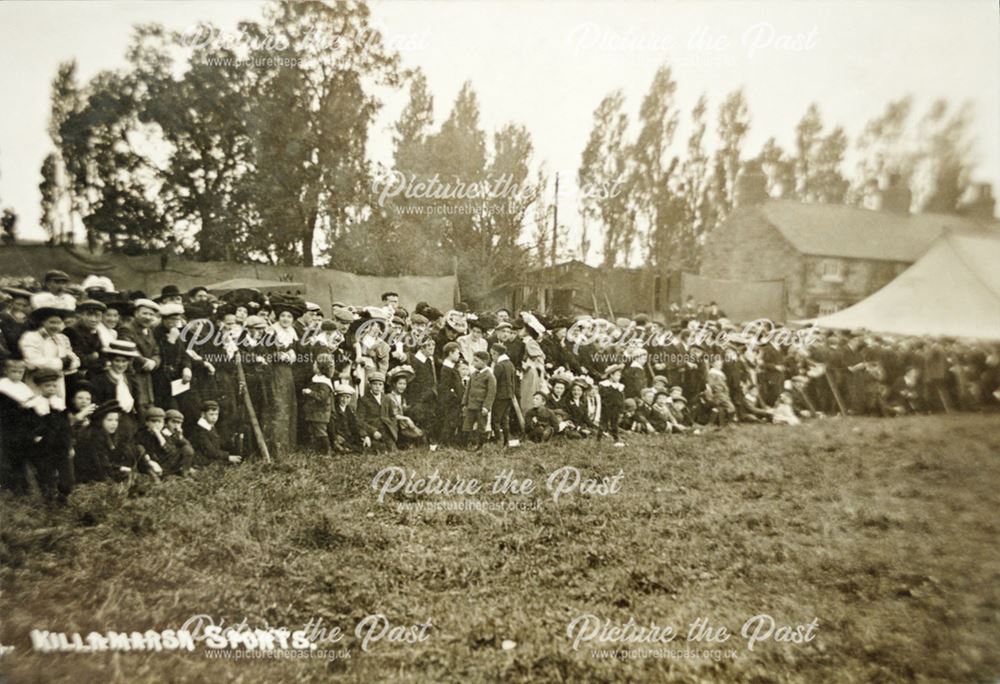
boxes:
[820,259,845,283]
[818,301,840,316]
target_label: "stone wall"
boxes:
[700,206,804,316]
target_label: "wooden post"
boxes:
[551,173,559,266]
[825,372,848,417]
[235,352,271,463]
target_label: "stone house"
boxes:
[700,175,998,319]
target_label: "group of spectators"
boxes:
[1,269,998,505]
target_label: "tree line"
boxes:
[37,0,979,304]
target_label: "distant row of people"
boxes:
[1,269,998,505]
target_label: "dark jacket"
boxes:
[189,422,229,465]
[74,427,138,483]
[463,368,497,412]
[301,376,334,424]
[492,357,517,402]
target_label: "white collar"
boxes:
[0,378,34,405]
[311,375,334,390]
[197,417,214,431]
[496,354,509,363]
[442,358,455,369]
[415,350,428,363]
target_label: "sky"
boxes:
[0,0,998,261]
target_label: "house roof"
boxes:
[756,200,998,262]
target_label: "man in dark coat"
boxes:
[435,342,464,446]
[117,299,161,412]
[405,337,438,435]
[490,343,517,448]
[64,299,107,380]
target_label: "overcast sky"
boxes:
[1,0,997,256]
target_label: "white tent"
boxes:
[810,232,1000,339]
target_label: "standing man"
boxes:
[490,343,517,449]
[30,270,76,311]
[436,342,464,446]
[64,299,107,380]
[118,298,161,413]
[381,291,400,314]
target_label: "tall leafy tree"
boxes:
[129,23,258,260]
[631,65,681,269]
[57,68,169,252]
[711,88,750,220]
[850,96,913,203]
[756,137,795,199]
[579,90,633,267]
[793,103,848,203]
[911,99,975,213]
[244,0,401,265]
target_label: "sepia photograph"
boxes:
[0,0,998,681]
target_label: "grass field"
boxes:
[2,414,999,683]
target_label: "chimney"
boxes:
[881,173,911,215]
[958,183,996,221]
[735,161,769,207]
[862,179,881,211]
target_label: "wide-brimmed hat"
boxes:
[387,365,415,383]
[159,302,185,317]
[603,363,625,377]
[105,300,135,317]
[44,269,70,283]
[81,275,116,292]
[1,286,32,300]
[92,400,123,421]
[103,339,142,358]
[30,306,72,323]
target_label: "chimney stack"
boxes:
[881,173,912,215]
[958,183,996,221]
[735,161,769,208]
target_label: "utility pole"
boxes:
[551,172,559,266]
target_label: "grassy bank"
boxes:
[2,414,999,682]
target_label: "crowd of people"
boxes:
[1,268,998,505]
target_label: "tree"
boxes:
[578,90,633,268]
[1,208,17,245]
[130,23,258,260]
[911,99,975,213]
[57,68,170,252]
[631,65,681,269]
[850,96,913,203]
[711,88,750,219]
[671,93,713,270]
[41,61,83,244]
[244,0,401,266]
[793,103,848,203]
[39,153,61,241]
[756,137,795,199]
